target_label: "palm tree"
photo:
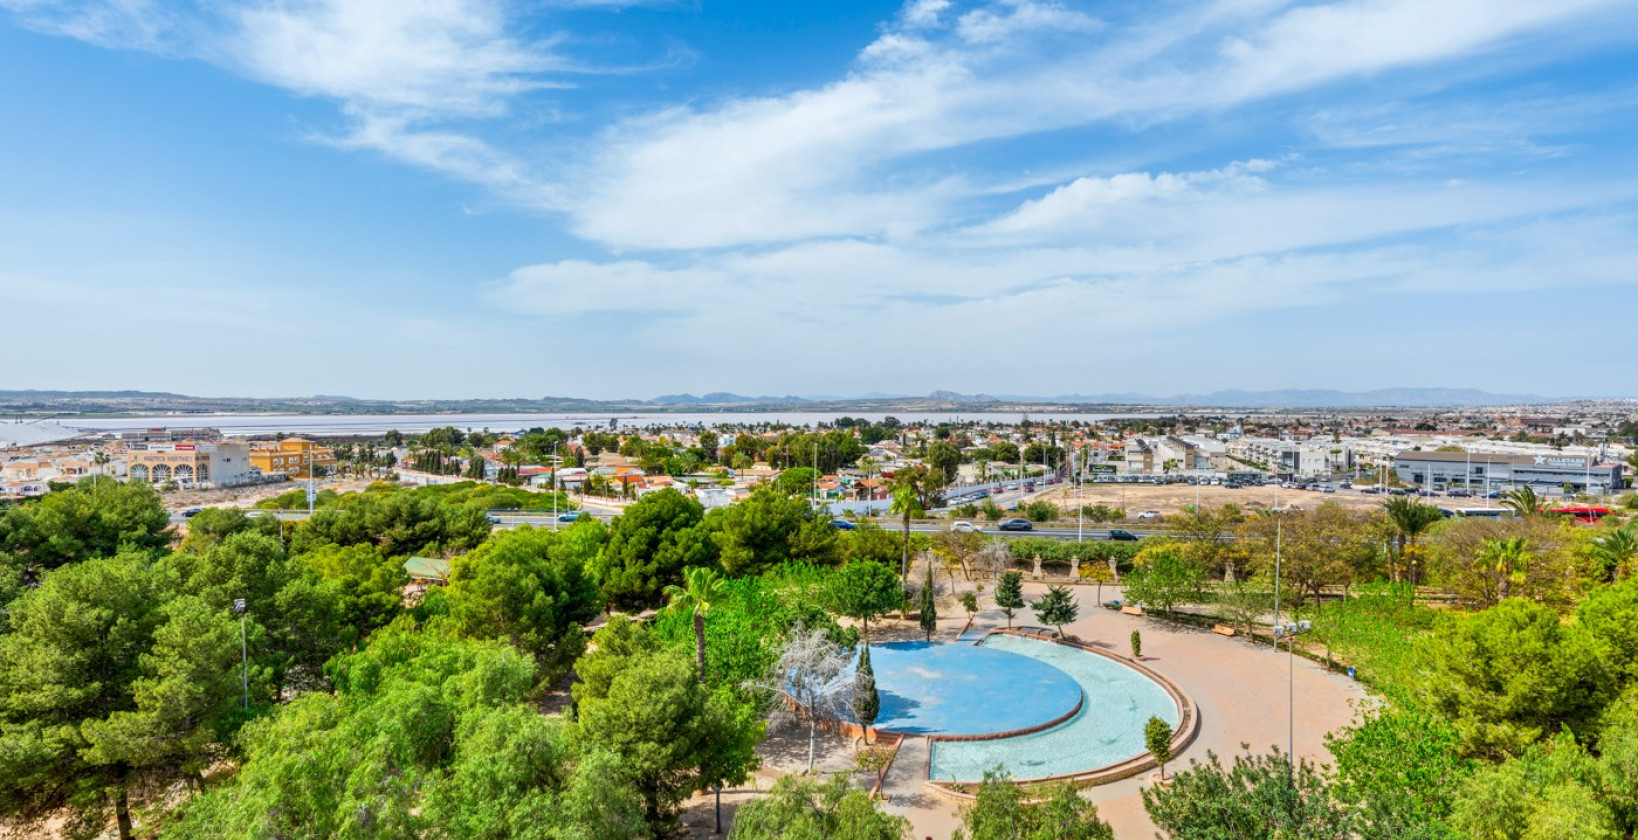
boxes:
[663,566,726,682]
[1590,526,1638,583]
[1501,486,1542,519]
[1478,537,1530,603]
[92,450,110,488]
[1382,497,1444,584]
[890,483,924,580]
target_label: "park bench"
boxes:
[1120,605,1144,616]
[1211,624,1236,637]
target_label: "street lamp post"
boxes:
[233,598,249,711]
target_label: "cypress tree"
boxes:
[919,565,937,641]
[852,645,879,740]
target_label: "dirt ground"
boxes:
[157,478,376,512]
[1034,481,1388,517]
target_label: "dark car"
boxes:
[997,518,1034,531]
[1107,529,1140,541]
[830,519,857,530]
[182,507,205,518]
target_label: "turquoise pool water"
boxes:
[928,635,1179,781]
[845,641,1082,736]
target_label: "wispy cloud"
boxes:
[558,0,1637,250]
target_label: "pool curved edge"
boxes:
[810,684,1085,745]
[923,628,1201,795]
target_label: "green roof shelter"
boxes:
[404,556,452,583]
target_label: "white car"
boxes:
[951,520,977,533]
[1135,510,1163,521]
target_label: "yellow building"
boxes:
[249,438,337,478]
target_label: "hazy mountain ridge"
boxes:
[0,387,1587,418]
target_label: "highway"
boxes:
[169,508,1168,541]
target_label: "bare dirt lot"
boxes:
[1034,481,1389,517]
[159,478,376,513]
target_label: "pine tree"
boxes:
[1033,584,1078,639]
[996,571,1025,628]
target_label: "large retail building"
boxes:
[1393,450,1625,494]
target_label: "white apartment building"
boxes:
[1227,438,1353,478]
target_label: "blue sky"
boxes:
[2,0,1636,400]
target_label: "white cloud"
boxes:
[557,0,1634,251]
[901,0,950,29]
[484,259,728,315]
[228,0,563,118]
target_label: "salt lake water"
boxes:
[62,410,1161,437]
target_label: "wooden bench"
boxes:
[1211,624,1236,637]
[1120,605,1144,616]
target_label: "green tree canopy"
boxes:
[827,559,904,644]
[728,773,907,840]
[444,526,602,681]
[0,478,171,571]
[995,570,1025,628]
[711,486,837,575]
[954,772,1114,840]
[1033,584,1078,637]
[571,646,763,828]
[1417,598,1613,758]
[1142,747,1349,839]
[291,488,492,557]
[1121,547,1207,616]
[591,488,714,610]
[0,554,240,840]
[167,621,567,839]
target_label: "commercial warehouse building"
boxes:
[127,440,253,487]
[1393,450,1625,494]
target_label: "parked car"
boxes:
[951,521,977,533]
[1339,481,1353,489]
[1447,489,1472,498]
[1319,485,1337,493]
[1135,510,1163,521]
[997,518,1034,531]
[1224,481,1243,489]
[830,519,857,530]
[1107,529,1140,541]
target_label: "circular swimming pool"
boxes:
[928,634,1181,782]
[846,641,1083,737]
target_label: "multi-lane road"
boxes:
[169,507,1168,541]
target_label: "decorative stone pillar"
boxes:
[1032,554,1043,580]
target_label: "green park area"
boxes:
[1,477,1637,838]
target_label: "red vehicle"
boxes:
[1551,506,1611,523]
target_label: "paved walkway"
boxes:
[897,580,1371,839]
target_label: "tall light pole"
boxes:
[233,598,249,711]
[552,442,560,530]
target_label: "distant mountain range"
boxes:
[0,387,1587,417]
[645,388,1559,409]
